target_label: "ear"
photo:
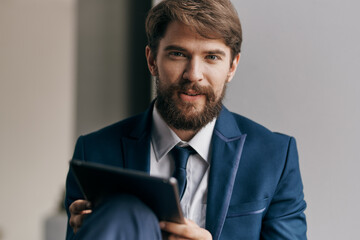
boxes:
[145,45,158,76]
[226,53,241,83]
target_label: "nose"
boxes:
[182,57,203,82]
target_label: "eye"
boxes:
[206,55,220,61]
[169,52,186,58]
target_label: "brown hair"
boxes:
[145,0,242,61]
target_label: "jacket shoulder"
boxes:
[72,111,150,163]
[230,111,292,143]
[83,112,148,141]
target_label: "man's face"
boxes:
[146,21,240,131]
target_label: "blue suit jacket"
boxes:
[65,105,307,239]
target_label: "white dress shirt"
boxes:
[150,106,216,228]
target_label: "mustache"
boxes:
[171,82,216,101]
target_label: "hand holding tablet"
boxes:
[70,159,184,224]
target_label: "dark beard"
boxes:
[155,78,225,131]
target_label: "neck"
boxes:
[170,127,198,142]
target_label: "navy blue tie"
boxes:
[171,145,194,199]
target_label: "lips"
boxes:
[179,90,204,102]
[174,82,215,102]
[182,91,201,96]
[181,89,202,96]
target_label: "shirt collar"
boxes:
[151,105,216,162]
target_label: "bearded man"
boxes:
[65,0,307,239]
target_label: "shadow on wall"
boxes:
[76,0,152,137]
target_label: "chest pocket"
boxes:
[221,199,268,240]
[226,198,268,218]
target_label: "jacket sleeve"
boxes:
[64,136,86,240]
[261,137,307,239]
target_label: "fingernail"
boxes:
[159,222,165,229]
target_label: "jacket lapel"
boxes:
[206,107,247,240]
[121,103,154,173]
[120,103,246,239]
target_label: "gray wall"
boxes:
[76,0,152,136]
[228,0,360,239]
[0,1,76,239]
[76,0,131,136]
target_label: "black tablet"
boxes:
[70,159,184,224]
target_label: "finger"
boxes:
[184,218,197,226]
[81,209,92,214]
[69,212,90,233]
[73,200,91,213]
[160,221,212,240]
[160,221,193,238]
[69,200,91,214]
[69,209,92,227]
[69,214,82,230]
[69,213,86,227]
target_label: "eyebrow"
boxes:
[164,45,227,57]
[207,49,226,57]
[164,45,187,52]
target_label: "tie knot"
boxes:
[171,145,195,169]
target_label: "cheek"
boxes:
[208,74,228,96]
[214,84,226,98]
[159,61,185,80]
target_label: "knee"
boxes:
[78,194,161,239]
[98,194,156,220]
